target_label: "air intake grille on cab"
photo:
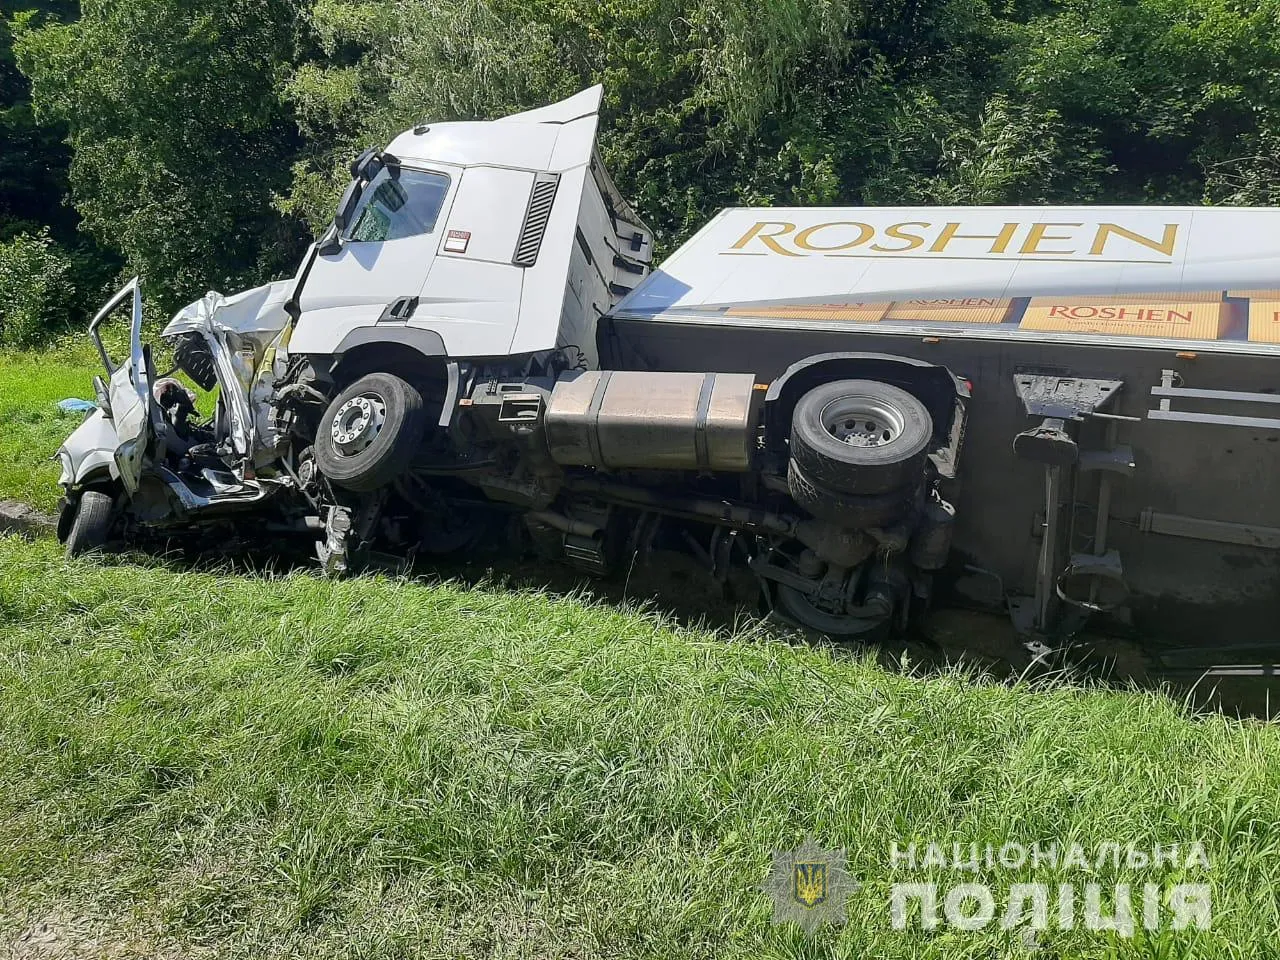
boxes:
[513,173,560,267]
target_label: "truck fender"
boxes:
[333,324,447,361]
[762,351,969,453]
[327,325,449,389]
[328,325,455,426]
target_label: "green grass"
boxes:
[0,347,102,512]
[2,351,1280,957]
[1,536,1279,958]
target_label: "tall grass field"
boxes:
[2,352,1279,958]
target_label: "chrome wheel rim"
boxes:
[330,393,386,455]
[821,396,905,448]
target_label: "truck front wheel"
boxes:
[789,379,932,495]
[315,372,427,492]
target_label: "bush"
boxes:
[0,229,75,348]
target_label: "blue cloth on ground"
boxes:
[57,398,98,413]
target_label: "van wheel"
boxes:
[787,458,919,529]
[64,489,115,558]
[790,379,932,495]
[315,372,427,492]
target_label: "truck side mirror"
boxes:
[371,177,407,212]
[332,180,362,236]
[349,147,383,182]
[316,224,342,257]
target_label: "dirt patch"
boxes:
[0,501,55,539]
[3,910,197,960]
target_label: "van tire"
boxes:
[787,458,919,529]
[315,372,427,492]
[790,379,932,495]
[64,489,114,558]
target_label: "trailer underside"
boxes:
[602,314,1280,647]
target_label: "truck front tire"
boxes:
[789,379,932,495]
[315,372,427,492]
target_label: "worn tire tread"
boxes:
[787,458,917,528]
[64,489,114,558]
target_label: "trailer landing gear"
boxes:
[1010,373,1138,654]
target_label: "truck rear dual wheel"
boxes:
[789,379,932,495]
[775,582,892,639]
[315,372,427,492]
[787,458,919,528]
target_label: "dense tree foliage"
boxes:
[0,0,99,343]
[14,0,311,307]
[4,0,1280,343]
[0,0,73,240]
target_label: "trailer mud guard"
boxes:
[762,352,969,453]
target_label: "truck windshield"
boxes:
[345,167,450,243]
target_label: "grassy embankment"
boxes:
[2,351,1279,958]
[0,344,106,513]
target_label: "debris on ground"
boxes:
[56,398,97,414]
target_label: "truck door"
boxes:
[297,162,460,331]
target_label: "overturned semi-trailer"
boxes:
[608,206,1280,642]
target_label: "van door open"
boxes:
[90,278,156,495]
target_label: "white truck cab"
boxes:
[290,85,653,370]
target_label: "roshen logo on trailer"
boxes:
[725,219,1182,263]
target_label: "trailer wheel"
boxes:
[315,372,427,492]
[787,458,919,529]
[63,489,115,558]
[790,379,931,495]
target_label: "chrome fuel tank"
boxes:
[545,370,760,472]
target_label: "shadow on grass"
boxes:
[71,525,1280,722]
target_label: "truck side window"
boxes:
[346,167,450,243]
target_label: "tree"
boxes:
[281,0,1032,254]
[0,0,114,343]
[12,0,1280,310]
[14,0,311,312]
[0,0,75,242]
